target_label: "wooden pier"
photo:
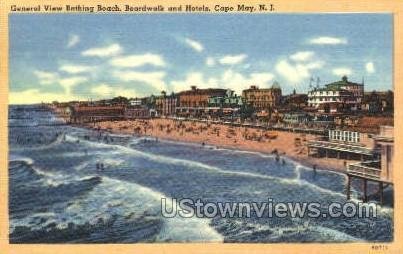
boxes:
[346,126,394,204]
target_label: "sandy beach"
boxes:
[82,118,352,173]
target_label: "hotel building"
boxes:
[155,91,178,116]
[176,86,227,117]
[308,76,364,111]
[242,82,282,111]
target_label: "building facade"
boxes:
[375,126,394,182]
[308,76,364,111]
[176,86,227,117]
[124,106,150,119]
[155,91,178,116]
[70,106,125,123]
[242,82,282,111]
[207,90,243,108]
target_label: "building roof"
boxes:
[317,102,344,109]
[72,106,124,112]
[271,81,281,90]
[325,76,363,90]
[178,87,227,96]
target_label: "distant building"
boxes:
[70,106,125,123]
[129,98,143,106]
[317,102,345,114]
[155,91,178,116]
[281,90,308,110]
[208,90,243,108]
[362,91,394,114]
[205,90,244,119]
[282,112,311,125]
[242,82,282,111]
[310,115,335,128]
[176,86,227,117]
[308,76,364,111]
[124,106,150,119]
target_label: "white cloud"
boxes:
[112,70,167,91]
[275,58,324,84]
[113,88,139,98]
[170,72,206,92]
[9,89,83,104]
[82,43,122,57]
[219,54,247,65]
[250,73,275,84]
[332,67,352,76]
[309,36,347,45]
[33,70,59,85]
[184,38,204,52]
[110,53,166,68]
[290,51,314,62]
[90,84,139,99]
[67,34,80,48]
[90,84,114,96]
[206,57,215,66]
[366,62,375,74]
[33,70,87,94]
[59,76,88,94]
[59,64,95,74]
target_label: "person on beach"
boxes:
[282,158,286,165]
[313,164,317,178]
[275,154,280,162]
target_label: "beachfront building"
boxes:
[346,126,394,204]
[361,91,394,114]
[281,89,308,110]
[282,112,311,126]
[242,82,282,111]
[308,76,364,112]
[206,90,243,119]
[176,86,227,117]
[307,129,377,162]
[208,89,243,108]
[124,106,150,119]
[129,98,143,106]
[70,105,125,123]
[155,91,178,116]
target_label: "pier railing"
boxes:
[347,160,382,180]
[307,140,375,155]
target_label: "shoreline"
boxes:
[79,118,351,174]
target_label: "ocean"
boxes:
[8,105,393,243]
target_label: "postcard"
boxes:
[0,0,402,253]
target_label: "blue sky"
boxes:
[9,14,392,104]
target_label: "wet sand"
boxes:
[83,118,352,173]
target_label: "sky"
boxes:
[9,14,393,104]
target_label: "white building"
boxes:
[129,98,143,106]
[308,76,364,111]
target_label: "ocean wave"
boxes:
[72,136,345,198]
[9,155,35,165]
[10,174,224,243]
